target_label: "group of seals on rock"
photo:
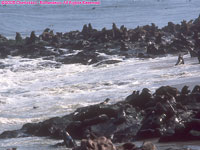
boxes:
[1,15,200,65]
[0,85,200,150]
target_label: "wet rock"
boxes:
[147,43,164,55]
[159,118,200,142]
[0,46,11,58]
[188,130,200,140]
[59,51,100,65]
[0,130,19,139]
[1,85,200,144]
[159,124,186,142]
[155,33,162,44]
[185,119,200,131]
[126,88,152,109]
[137,129,161,140]
[120,41,129,51]
[82,114,109,127]
[72,103,119,121]
[21,116,72,139]
[146,44,157,56]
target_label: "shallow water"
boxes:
[0,54,200,149]
[0,0,200,149]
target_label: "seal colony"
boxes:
[1,15,200,66]
[1,16,200,150]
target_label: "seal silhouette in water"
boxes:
[175,54,184,66]
[62,131,77,148]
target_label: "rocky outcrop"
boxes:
[1,85,200,145]
[1,15,200,65]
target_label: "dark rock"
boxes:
[82,114,109,127]
[185,119,200,131]
[155,33,162,44]
[127,88,152,109]
[1,15,200,65]
[59,51,100,65]
[120,41,129,51]
[0,130,19,139]
[147,43,158,55]
[137,129,161,140]
[0,46,11,58]
[1,85,200,144]
[117,143,136,150]
[72,104,119,121]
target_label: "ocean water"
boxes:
[0,0,200,149]
[0,0,200,37]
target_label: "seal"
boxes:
[62,131,77,148]
[197,50,200,63]
[175,54,184,66]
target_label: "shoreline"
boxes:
[0,14,200,150]
[0,84,200,150]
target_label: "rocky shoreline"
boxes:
[1,15,200,66]
[1,85,200,150]
[1,15,200,150]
